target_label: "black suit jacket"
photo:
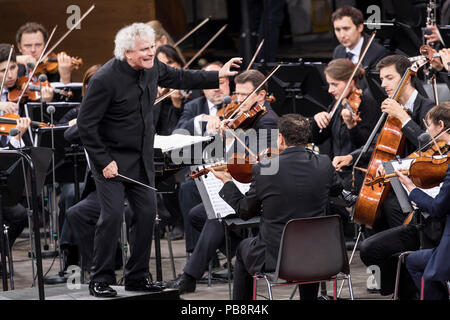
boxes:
[77,58,218,184]
[174,96,210,135]
[219,146,343,273]
[333,34,389,72]
[350,92,436,162]
[401,93,435,155]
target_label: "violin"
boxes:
[0,113,51,135]
[365,141,449,189]
[224,102,267,130]
[8,76,72,102]
[35,52,83,75]
[342,88,362,123]
[189,148,279,183]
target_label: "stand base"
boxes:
[29,249,58,259]
[44,273,67,285]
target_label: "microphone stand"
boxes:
[44,106,66,284]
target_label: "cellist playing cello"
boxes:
[353,55,435,298]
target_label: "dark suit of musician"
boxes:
[175,96,211,135]
[77,56,218,285]
[220,145,343,299]
[333,34,389,72]
[405,167,450,300]
[181,107,279,284]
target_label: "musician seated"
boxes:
[174,61,231,254]
[360,102,450,299]
[396,102,450,300]
[211,114,343,300]
[1,43,54,109]
[166,70,278,295]
[331,6,388,71]
[15,22,73,84]
[310,59,380,236]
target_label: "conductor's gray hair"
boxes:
[114,23,155,60]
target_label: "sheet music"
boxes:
[199,168,250,219]
[154,134,212,153]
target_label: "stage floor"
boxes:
[0,228,388,300]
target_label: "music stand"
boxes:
[35,126,86,185]
[255,62,331,117]
[35,126,86,283]
[25,102,79,124]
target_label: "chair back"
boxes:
[275,215,350,282]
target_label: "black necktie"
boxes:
[346,51,354,61]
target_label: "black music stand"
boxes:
[0,149,51,299]
[25,102,79,124]
[35,126,86,283]
[35,126,86,186]
[255,62,331,117]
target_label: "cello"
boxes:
[352,56,431,228]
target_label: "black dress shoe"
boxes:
[89,281,117,297]
[125,277,165,292]
[166,273,196,294]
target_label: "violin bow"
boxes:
[246,39,265,71]
[0,45,14,96]
[155,24,228,104]
[174,17,210,47]
[327,31,377,121]
[40,4,96,64]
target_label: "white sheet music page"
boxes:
[154,134,212,153]
[200,171,250,219]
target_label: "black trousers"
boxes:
[90,172,155,284]
[184,203,242,279]
[359,224,420,298]
[233,237,319,300]
[374,189,410,233]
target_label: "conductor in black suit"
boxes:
[332,6,388,72]
[212,114,343,300]
[77,22,242,297]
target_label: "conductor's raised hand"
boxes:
[103,160,118,179]
[219,57,242,78]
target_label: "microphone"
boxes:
[46,105,56,114]
[222,95,232,106]
[8,128,20,137]
[38,74,48,82]
[26,62,35,71]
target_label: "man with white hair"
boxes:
[78,22,241,297]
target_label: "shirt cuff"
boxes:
[401,118,411,128]
[9,137,24,149]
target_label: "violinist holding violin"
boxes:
[15,22,73,84]
[396,101,450,300]
[359,102,450,300]
[166,69,278,295]
[311,59,380,191]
